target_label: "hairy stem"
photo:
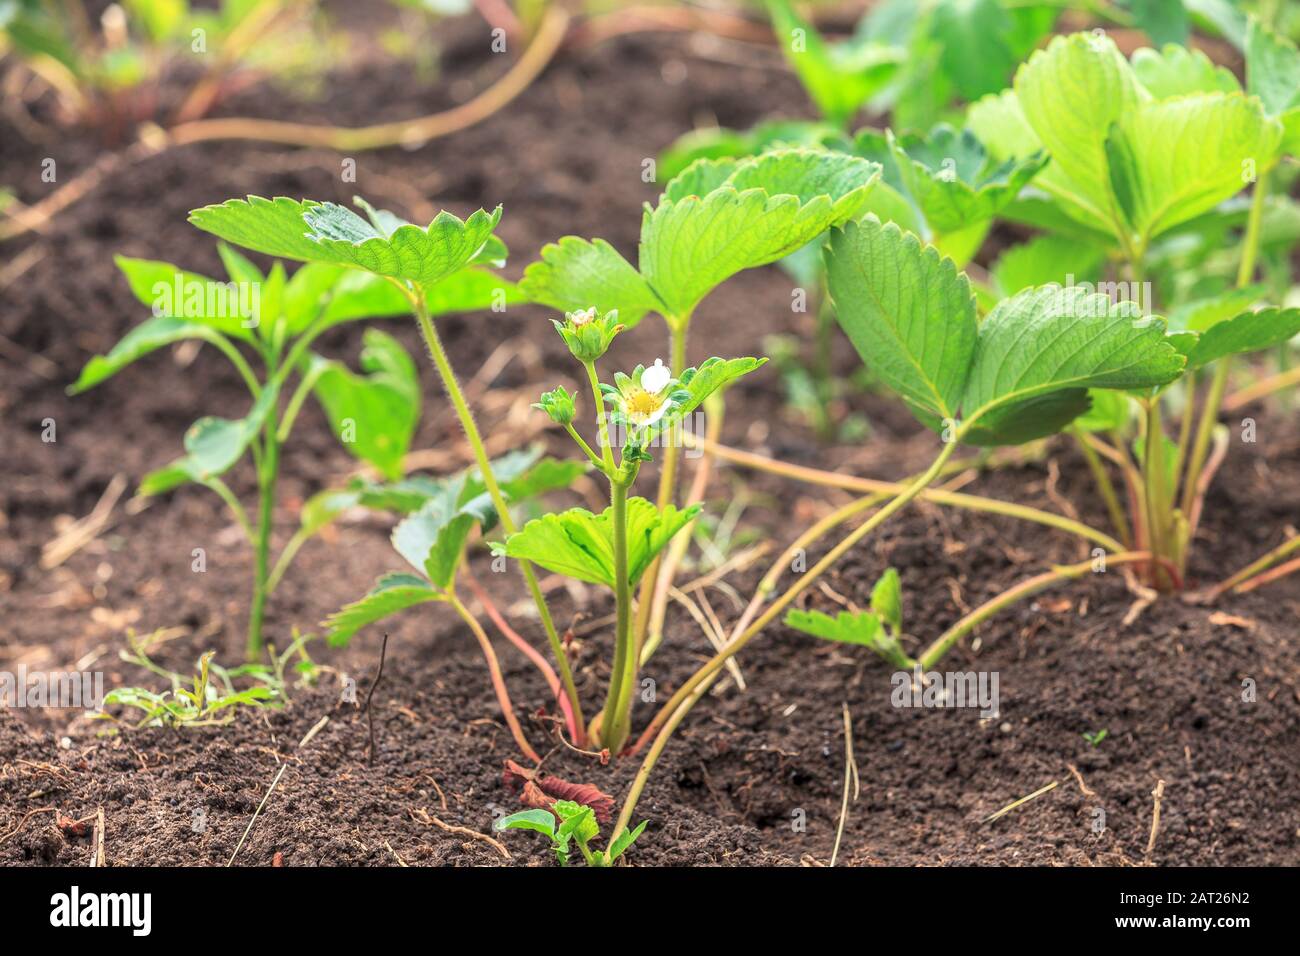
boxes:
[411,293,586,745]
[632,320,690,655]
[247,424,280,659]
[599,477,635,752]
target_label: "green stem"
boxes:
[631,319,689,655]
[599,476,635,751]
[409,291,586,744]
[205,477,253,543]
[1210,532,1300,597]
[917,552,1153,669]
[1142,400,1173,590]
[1071,427,1131,548]
[695,436,1125,553]
[247,423,280,659]
[1180,175,1268,521]
[585,360,616,473]
[612,437,962,842]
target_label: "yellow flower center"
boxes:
[624,387,662,420]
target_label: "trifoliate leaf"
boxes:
[825,216,977,423]
[188,196,503,287]
[766,0,903,125]
[114,256,258,341]
[640,149,880,318]
[497,500,701,590]
[324,572,441,646]
[966,89,1110,229]
[887,125,1046,233]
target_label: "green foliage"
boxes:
[495,801,648,867]
[521,148,879,325]
[189,196,505,287]
[496,500,701,590]
[826,216,1185,444]
[785,568,912,668]
[765,0,903,126]
[324,449,588,645]
[309,329,421,481]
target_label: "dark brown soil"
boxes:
[2,8,1298,867]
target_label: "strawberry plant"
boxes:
[70,211,510,658]
[519,147,876,676]
[495,801,648,867]
[183,194,601,749]
[963,26,1300,589]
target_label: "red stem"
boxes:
[463,570,579,743]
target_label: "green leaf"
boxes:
[1105,92,1281,242]
[675,357,768,418]
[766,0,902,125]
[966,89,1111,229]
[930,0,1054,102]
[1167,285,1267,332]
[640,149,880,318]
[607,820,648,863]
[888,125,1046,233]
[870,568,903,633]
[784,606,913,668]
[391,495,477,591]
[1246,17,1300,118]
[658,120,843,180]
[139,384,280,495]
[323,572,441,646]
[1013,32,1146,227]
[1073,388,1131,433]
[69,317,226,394]
[296,487,362,538]
[311,329,420,480]
[1181,307,1300,369]
[188,196,504,287]
[115,256,258,341]
[825,216,977,423]
[991,235,1105,296]
[519,237,662,327]
[494,809,557,839]
[498,500,701,590]
[1132,44,1239,98]
[963,285,1185,424]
